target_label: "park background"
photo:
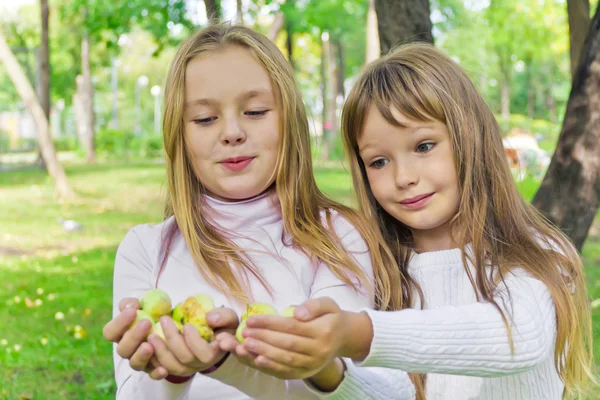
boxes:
[1,0,600,398]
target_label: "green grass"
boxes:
[0,160,599,399]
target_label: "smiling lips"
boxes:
[219,156,255,172]
[399,192,434,209]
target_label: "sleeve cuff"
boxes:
[202,351,240,383]
[354,308,391,368]
[302,360,367,399]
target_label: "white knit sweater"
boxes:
[312,246,563,400]
[112,192,377,399]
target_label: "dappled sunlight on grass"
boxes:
[0,162,167,258]
[0,247,117,399]
[1,160,599,398]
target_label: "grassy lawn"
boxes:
[0,160,598,399]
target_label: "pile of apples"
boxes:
[130,289,296,343]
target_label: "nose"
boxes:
[220,115,246,145]
[394,160,418,189]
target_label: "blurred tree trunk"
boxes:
[268,12,285,41]
[73,76,86,146]
[366,0,380,63]
[335,39,345,98]
[532,4,600,251]
[375,0,433,55]
[547,89,556,123]
[567,0,590,79]
[285,18,294,70]
[80,29,95,163]
[320,33,330,160]
[328,37,338,147]
[40,0,50,122]
[525,57,535,118]
[204,0,222,24]
[527,84,535,118]
[236,0,244,24]
[0,33,75,200]
[37,0,50,170]
[499,56,511,122]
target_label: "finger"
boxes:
[243,338,314,369]
[243,328,314,356]
[161,317,197,366]
[295,297,340,322]
[149,355,162,369]
[145,365,168,380]
[119,297,140,312]
[245,315,312,338]
[206,308,239,330]
[103,308,139,342]
[182,324,222,365]
[115,319,153,359]
[234,343,259,366]
[215,332,239,352]
[129,342,155,371]
[254,355,300,378]
[148,333,192,376]
[235,343,258,359]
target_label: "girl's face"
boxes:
[183,45,280,201]
[358,105,461,252]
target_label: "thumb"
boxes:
[206,307,239,329]
[295,297,340,322]
[119,297,140,312]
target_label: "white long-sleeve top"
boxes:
[311,246,562,400]
[111,190,386,399]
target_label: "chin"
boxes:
[408,219,450,231]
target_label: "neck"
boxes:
[206,185,276,204]
[411,222,458,253]
[202,186,281,233]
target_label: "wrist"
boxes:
[339,311,373,361]
[199,352,230,374]
[165,373,195,384]
[308,358,346,392]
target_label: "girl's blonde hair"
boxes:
[341,42,593,397]
[159,24,404,315]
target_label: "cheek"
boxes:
[262,112,281,144]
[185,130,213,158]
[261,130,281,157]
[366,171,387,201]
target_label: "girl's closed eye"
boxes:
[246,110,269,118]
[416,142,435,153]
[193,116,218,125]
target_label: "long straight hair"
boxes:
[159,24,405,316]
[341,42,593,398]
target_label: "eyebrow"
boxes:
[358,143,376,153]
[397,121,437,130]
[358,124,437,153]
[184,89,272,108]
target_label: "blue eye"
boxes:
[416,142,435,153]
[370,159,389,169]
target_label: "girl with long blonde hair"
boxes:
[236,43,594,400]
[101,24,411,399]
